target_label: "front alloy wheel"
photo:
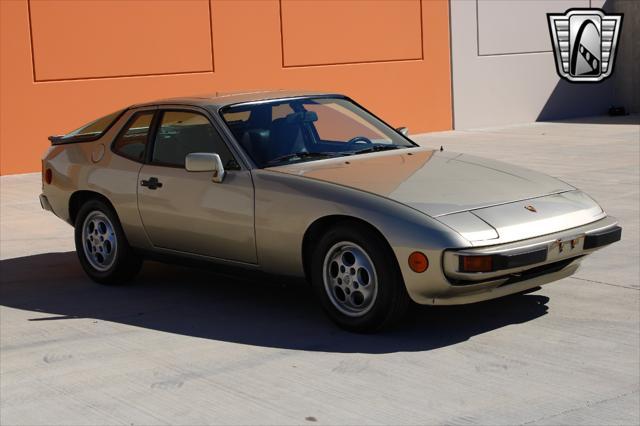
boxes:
[311,223,411,332]
[323,241,378,317]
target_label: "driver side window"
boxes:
[152,111,239,169]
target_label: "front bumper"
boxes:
[405,216,621,305]
[443,220,621,285]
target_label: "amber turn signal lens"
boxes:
[461,255,493,272]
[408,251,429,273]
[44,168,53,184]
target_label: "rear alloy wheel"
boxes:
[74,199,142,285]
[311,223,412,332]
[82,211,118,272]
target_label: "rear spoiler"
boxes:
[48,134,101,145]
[48,135,65,144]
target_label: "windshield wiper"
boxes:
[351,144,408,155]
[266,151,339,166]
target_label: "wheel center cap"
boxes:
[343,275,351,285]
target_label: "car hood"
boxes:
[269,147,574,217]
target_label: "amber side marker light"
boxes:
[460,255,493,273]
[408,251,429,273]
[44,168,53,184]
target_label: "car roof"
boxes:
[131,90,343,110]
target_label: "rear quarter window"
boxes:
[112,112,154,162]
[57,109,125,142]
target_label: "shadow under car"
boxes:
[0,252,549,354]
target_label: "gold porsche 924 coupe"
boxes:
[40,91,621,331]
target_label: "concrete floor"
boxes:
[1,115,638,425]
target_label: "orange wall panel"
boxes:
[29,0,213,80]
[281,0,423,66]
[0,0,451,175]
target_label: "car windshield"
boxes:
[220,97,415,167]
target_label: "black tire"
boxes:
[310,222,412,332]
[74,199,142,285]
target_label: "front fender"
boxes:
[252,170,470,303]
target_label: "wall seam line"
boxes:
[208,0,215,72]
[33,70,215,84]
[280,0,424,68]
[27,0,37,82]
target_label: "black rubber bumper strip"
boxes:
[492,247,549,271]
[457,247,549,273]
[583,225,622,250]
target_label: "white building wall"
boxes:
[450,0,621,129]
[613,0,639,114]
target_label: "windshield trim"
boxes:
[219,93,346,111]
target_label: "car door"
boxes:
[137,107,256,264]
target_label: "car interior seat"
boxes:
[267,111,317,161]
[241,129,270,165]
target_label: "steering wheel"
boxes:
[346,136,373,148]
